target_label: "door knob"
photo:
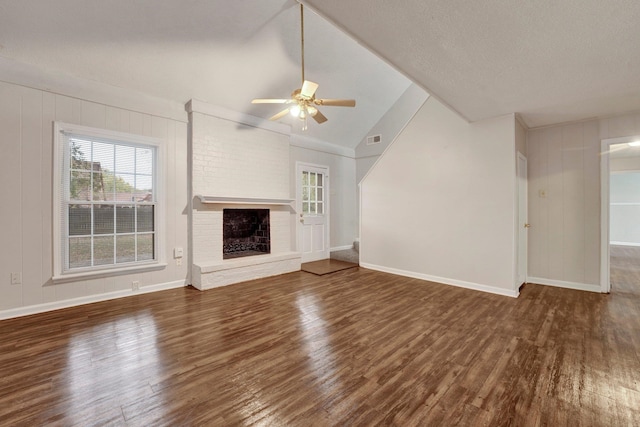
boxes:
[524,223,531,228]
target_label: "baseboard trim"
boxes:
[330,245,353,252]
[0,280,187,320]
[527,277,602,293]
[610,241,640,247]
[360,263,519,298]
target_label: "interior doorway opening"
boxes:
[602,137,640,293]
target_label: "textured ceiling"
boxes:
[0,0,412,147]
[2,1,639,141]
[305,0,640,129]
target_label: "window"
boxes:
[53,123,164,280]
[301,170,324,215]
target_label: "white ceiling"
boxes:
[2,1,640,145]
[0,0,412,148]
[305,0,640,129]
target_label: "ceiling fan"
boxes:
[251,3,356,130]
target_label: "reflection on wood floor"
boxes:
[610,244,640,293]
[1,263,639,425]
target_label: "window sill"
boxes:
[52,262,168,284]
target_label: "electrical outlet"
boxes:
[132,280,140,291]
[11,272,22,285]
[176,258,182,266]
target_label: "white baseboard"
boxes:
[527,276,602,293]
[331,245,353,252]
[360,262,519,298]
[610,241,640,247]
[0,280,187,320]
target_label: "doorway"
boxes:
[296,162,330,263]
[601,137,640,293]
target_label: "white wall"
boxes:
[360,97,518,296]
[610,172,640,245]
[0,80,189,317]
[289,136,357,249]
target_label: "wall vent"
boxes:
[366,134,382,145]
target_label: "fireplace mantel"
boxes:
[195,195,295,206]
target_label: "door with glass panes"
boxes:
[297,163,329,263]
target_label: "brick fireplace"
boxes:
[187,100,301,290]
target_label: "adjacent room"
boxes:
[1,0,639,424]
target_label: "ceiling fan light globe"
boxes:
[307,106,318,117]
[290,105,301,117]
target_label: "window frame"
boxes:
[53,122,166,282]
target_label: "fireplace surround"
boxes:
[187,99,301,290]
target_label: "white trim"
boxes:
[599,135,640,293]
[515,151,528,289]
[330,245,353,252]
[360,262,519,298]
[0,56,187,123]
[186,99,290,136]
[527,276,602,293]
[610,241,640,247]
[0,280,186,320]
[52,263,168,284]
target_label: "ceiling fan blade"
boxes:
[312,109,328,124]
[300,80,319,98]
[269,108,291,121]
[252,99,290,104]
[315,98,356,107]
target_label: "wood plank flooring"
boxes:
[1,264,639,426]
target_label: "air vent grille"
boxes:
[366,134,382,145]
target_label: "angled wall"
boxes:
[360,97,518,296]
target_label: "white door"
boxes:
[517,152,528,286]
[297,163,329,263]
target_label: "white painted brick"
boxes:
[190,110,296,281]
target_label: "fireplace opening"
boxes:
[223,209,270,259]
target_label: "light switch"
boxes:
[174,247,183,258]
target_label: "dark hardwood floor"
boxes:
[1,262,639,426]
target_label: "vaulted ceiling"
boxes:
[305,0,640,129]
[0,0,412,148]
[1,0,640,147]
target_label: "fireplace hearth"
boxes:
[223,209,270,259]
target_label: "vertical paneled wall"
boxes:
[527,121,600,287]
[0,81,188,313]
[526,111,640,288]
